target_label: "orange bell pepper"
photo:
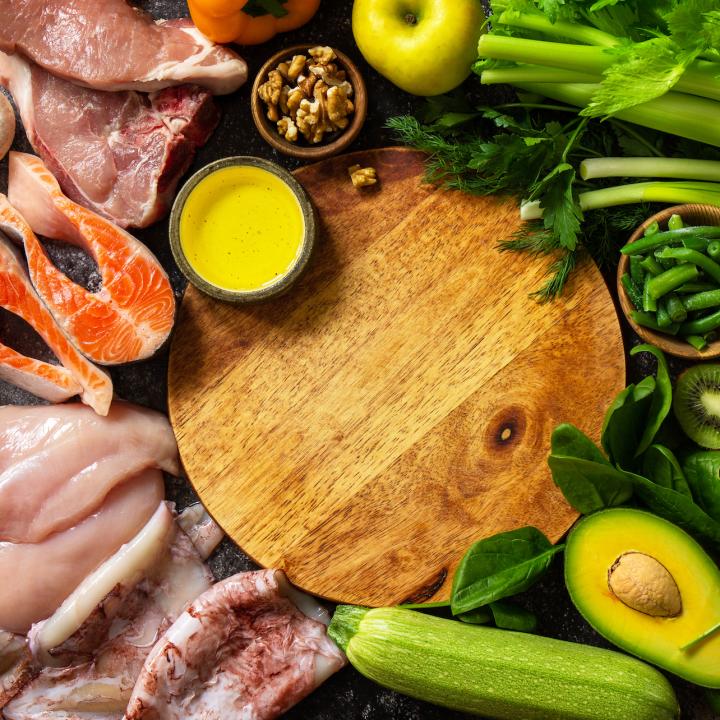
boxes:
[187,0,321,45]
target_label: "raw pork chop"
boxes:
[0,0,247,95]
[125,570,347,720]
[0,215,112,414]
[0,470,164,634]
[0,402,179,544]
[8,153,176,364]
[0,51,219,228]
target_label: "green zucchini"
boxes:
[328,606,679,720]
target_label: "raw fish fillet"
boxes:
[125,570,347,720]
[0,0,247,95]
[0,402,179,544]
[0,469,163,634]
[8,153,176,365]
[0,206,112,414]
[0,51,219,228]
[4,507,215,720]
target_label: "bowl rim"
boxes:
[617,203,720,360]
[169,155,316,304]
[250,43,368,161]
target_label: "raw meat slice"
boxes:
[0,402,179,544]
[4,510,214,720]
[0,218,112,414]
[8,153,176,365]
[125,570,347,720]
[0,469,163,634]
[0,52,219,228]
[0,0,247,95]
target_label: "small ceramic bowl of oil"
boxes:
[169,156,316,303]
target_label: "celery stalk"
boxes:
[512,83,720,148]
[580,158,720,182]
[496,10,618,47]
[477,35,720,103]
[482,65,599,85]
[521,181,720,220]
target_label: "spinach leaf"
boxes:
[601,377,655,468]
[450,527,563,616]
[549,424,634,513]
[630,344,673,456]
[642,445,692,497]
[682,451,720,522]
[457,607,492,625]
[626,470,720,549]
[489,600,538,633]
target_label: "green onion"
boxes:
[580,158,720,183]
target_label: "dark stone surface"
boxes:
[0,1,711,717]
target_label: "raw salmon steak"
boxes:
[0,198,112,414]
[8,153,176,366]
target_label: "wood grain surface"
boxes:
[168,147,625,606]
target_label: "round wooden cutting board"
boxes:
[168,148,625,606]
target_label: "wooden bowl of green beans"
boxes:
[618,204,720,359]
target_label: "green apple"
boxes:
[352,0,486,96]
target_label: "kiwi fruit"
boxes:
[674,364,720,449]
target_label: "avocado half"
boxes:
[565,508,720,688]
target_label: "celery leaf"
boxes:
[582,38,698,117]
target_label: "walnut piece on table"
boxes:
[348,164,377,188]
[257,46,355,145]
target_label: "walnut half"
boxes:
[348,165,377,188]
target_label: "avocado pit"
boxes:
[608,552,682,618]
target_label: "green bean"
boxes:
[666,294,688,323]
[631,311,680,335]
[640,256,664,276]
[655,247,720,284]
[682,289,720,312]
[685,334,709,351]
[630,255,644,285]
[676,282,717,293]
[668,214,684,231]
[656,300,673,328]
[621,226,720,255]
[709,241,720,260]
[680,308,720,335]
[655,255,675,270]
[682,236,710,252]
[644,221,659,237]
[643,275,657,312]
[621,274,643,311]
[646,263,700,300]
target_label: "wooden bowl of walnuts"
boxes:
[251,44,368,161]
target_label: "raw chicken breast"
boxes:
[8,153,176,365]
[4,508,215,720]
[0,213,112,415]
[125,571,347,720]
[0,52,219,228]
[0,402,179,543]
[0,0,247,95]
[0,470,163,634]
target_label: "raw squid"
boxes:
[177,503,225,560]
[0,402,179,543]
[0,470,163,634]
[0,631,32,708]
[125,570,347,720]
[3,505,216,720]
[0,203,112,414]
[7,153,176,365]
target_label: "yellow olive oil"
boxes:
[179,165,305,292]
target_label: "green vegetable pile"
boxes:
[549,344,720,551]
[620,215,720,349]
[388,0,720,297]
